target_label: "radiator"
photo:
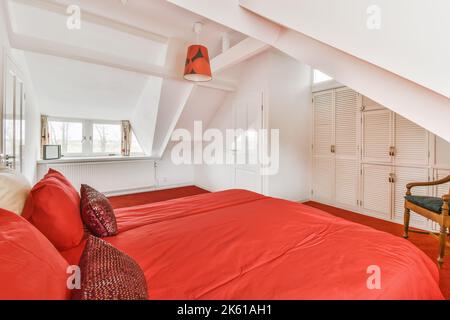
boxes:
[37,159,156,195]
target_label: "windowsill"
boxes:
[37,155,157,165]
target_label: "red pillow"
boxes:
[0,208,70,300]
[22,175,84,251]
[72,235,148,300]
[45,168,77,194]
[80,184,118,237]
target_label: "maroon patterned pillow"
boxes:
[80,184,118,237]
[72,235,148,300]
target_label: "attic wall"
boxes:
[195,50,313,201]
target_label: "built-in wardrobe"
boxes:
[312,87,450,231]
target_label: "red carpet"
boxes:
[304,201,450,299]
[108,186,209,209]
[109,188,449,299]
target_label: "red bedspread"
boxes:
[95,190,445,299]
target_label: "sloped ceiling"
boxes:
[168,0,450,141]
[24,52,152,120]
[4,0,249,157]
[240,0,450,99]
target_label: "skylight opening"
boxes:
[313,69,333,84]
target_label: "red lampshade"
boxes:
[184,44,212,82]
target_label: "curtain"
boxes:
[121,120,132,156]
[40,115,49,158]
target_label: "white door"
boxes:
[394,114,429,166]
[334,88,359,207]
[392,166,429,229]
[362,109,392,163]
[312,90,334,201]
[2,57,25,171]
[234,92,263,193]
[362,164,392,219]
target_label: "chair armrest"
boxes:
[443,194,450,202]
[406,175,450,195]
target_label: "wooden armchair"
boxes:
[403,175,450,268]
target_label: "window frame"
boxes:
[46,117,144,158]
[47,116,87,157]
[90,119,122,157]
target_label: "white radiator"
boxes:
[37,159,156,195]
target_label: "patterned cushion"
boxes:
[72,235,148,300]
[405,195,448,214]
[80,184,118,237]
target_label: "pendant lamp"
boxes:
[184,22,212,82]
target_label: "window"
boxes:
[313,69,333,84]
[47,117,144,158]
[48,119,84,155]
[92,122,121,155]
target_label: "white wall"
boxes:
[156,141,195,188]
[195,50,312,201]
[266,50,312,201]
[194,94,236,191]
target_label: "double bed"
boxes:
[61,189,443,299]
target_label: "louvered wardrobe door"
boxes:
[435,136,450,168]
[362,164,392,219]
[334,88,359,207]
[435,169,450,199]
[312,90,334,202]
[394,114,429,166]
[393,166,429,229]
[313,91,333,156]
[362,109,392,163]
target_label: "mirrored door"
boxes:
[2,56,25,171]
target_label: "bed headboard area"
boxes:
[0,166,31,215]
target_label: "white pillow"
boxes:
[0,166,31,215]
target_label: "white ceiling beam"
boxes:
[8,32,236,92]
[166,0,281,45]
[11,0,168,43]
[168,0,450,141]
[211,37,269,73]
[151,80,195,158]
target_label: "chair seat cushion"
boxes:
[405,195,448,214]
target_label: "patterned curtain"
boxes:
[40,115,49,158]
[121,120,132,156]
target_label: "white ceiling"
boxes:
[9,0,169,66]
[25,52,154,120]
[5,0,250,156]
[50,0,246,58]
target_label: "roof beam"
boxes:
[211,37,269,73]
[11,0,168,43]
[151,80,195,158]
[167,0,281,45]
[168,0,450,141]
[8,32,236,92]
